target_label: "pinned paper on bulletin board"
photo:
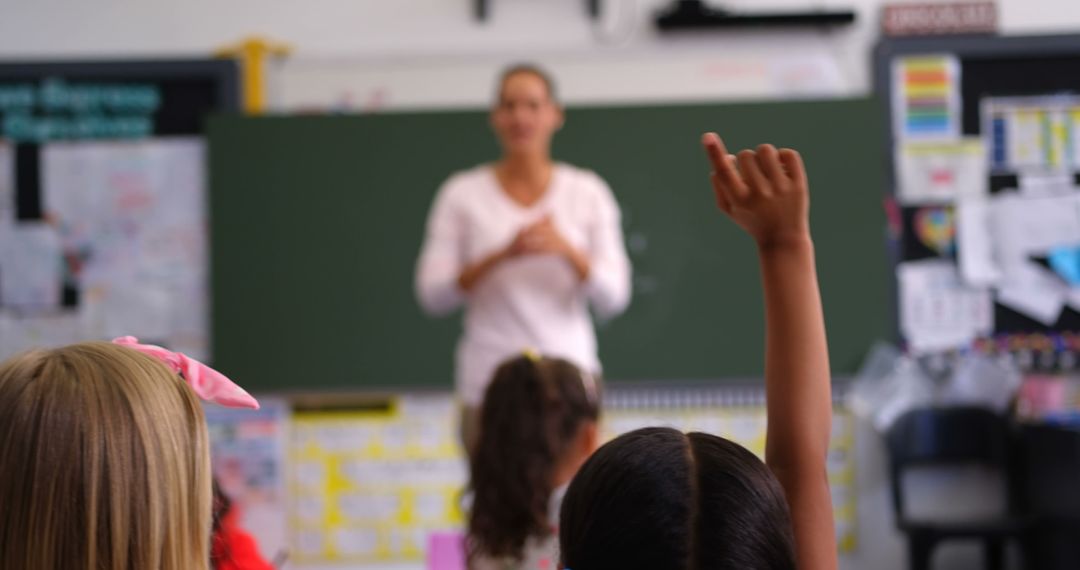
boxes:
[892,55,962,140]
[1049,246,1080,286]
[983,95,1080,173]
[896,139,987,204]
[899,259,993,353]
[988,193,1080,281]
[0,223,63,311]
[916,206,956,255]
[903,205,957,258]
[0,143,12,222]
[987,192,1080,325]
[205,398,290,564]
[956,198,1002,286]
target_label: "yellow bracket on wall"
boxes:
[216,36,292,114]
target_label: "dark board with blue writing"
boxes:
[0,60,238,220]
[0,60,238,319]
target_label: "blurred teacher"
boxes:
[415,64,631,454]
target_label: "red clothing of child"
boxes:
[212,495,274,570]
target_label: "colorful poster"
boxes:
[983,95,1080,173]
[205,398,290,565]
[893,55,961,140]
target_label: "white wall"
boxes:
[5,0,1080,60]
[5,0,1080,110]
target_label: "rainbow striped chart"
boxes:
[983,96,1080,173]
[893,56,961,140]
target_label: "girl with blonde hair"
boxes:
[0,337,257,570]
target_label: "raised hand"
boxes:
[702,133,810,249]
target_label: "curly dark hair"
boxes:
[467,354,599,564]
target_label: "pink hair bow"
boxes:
[112,336,259,409]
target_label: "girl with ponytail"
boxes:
[467,353,600,570]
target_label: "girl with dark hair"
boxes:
[467,354,600,569]
[559,134,837,570]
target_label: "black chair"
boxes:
[887,406,1029,570]
[1014,423,1080,570]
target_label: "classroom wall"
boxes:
[4,0,1080,110]
[0,2,1068,569]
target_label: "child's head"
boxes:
[468,353,600,562]
[0,342,213,570]
[559,427,797,570]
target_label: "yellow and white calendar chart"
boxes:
[288,395,466,565]
[286,386,858,566]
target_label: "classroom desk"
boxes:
[1014,423,1080,570]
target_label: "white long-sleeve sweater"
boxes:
[415,163,631,404]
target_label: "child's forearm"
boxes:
[760,237,831,467]
[759,237,836,570]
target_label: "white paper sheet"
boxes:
[995,259,1068,324]
[898,260,993,353]
[0,223,63,311]
[0,143,13,223]
[956,199,1002,286]
[1073,108,1080,167]
[1020,173,1076,198]
[984,193,1080,323]
[998,284,1065,325]
[990,193,1080,281]
[40,139,209,358]
[1010,108,1047,170]
[897,139,987,204]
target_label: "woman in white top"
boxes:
[415,64,631,453]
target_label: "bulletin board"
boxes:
[0,60,239,362]
[876,34,1080,365]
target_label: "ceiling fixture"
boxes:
[655,0,856,31]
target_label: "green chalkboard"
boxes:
[208,98,889,391]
